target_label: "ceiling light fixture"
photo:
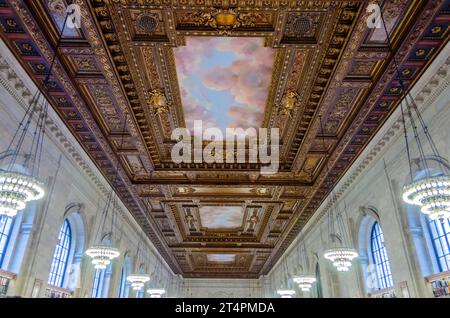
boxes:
[374,0,450,221]
[147,288,166,298]
[127,232,151,292]
[293,275,317,292]
[127,274,151,291]
[318,116,358,272]
[0,3,78,217]
[86,114,128,270]
[293,242,316,292]
[276,289,296,298]
[85,245,120,270]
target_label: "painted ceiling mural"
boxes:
[174,37,274,132]
[207,254,236,263]
[0,0,448,278]
[199,206,244,229]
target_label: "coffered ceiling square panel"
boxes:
[1,0,448,278]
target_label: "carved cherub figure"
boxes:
[148,89,169,115]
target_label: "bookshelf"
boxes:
[0,269,16,296]
[44,285,73,298]
[368,287,397,298]
[426,271,450,298]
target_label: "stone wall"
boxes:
[0,39,181,298]
[262,41,450,298]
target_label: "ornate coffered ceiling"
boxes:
[0,0,448,278]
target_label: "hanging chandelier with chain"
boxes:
[147,288,166,298]
[371,1,450,221]
[127,274,151,291]
[318,115,358,272]
[85,190,121,269]
[85,245,120,270]
[86,113,128,269]
[276,262,295,298]
[0,2,77,217]
[127,233,151,292]
[293,241,316,292]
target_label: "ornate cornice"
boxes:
[0,46,177,275]
[268,48,450,275]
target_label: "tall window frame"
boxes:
[370,221,393,290]
[427,218,450,272]
[91,269,105,298]
[315,263,323,298]
[47,220,72,287]
[0,216,14,267]
[118,267,125,298]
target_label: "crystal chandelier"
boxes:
[276,262,296,298]
[293,242,316,292]
[0,3,77,217]
[293,275,317,292]
[323,199,359,272]
[0,172,45,217]
[403,176,450,220]
[147,288,166,298]
[85,245,120,270]
[324,248,358,272]
[374,3,450,221]
[127,233,151,292]
[86,115,128,270]
[276,289,295,298]
[127,274,150,291]
[318,117,358,271]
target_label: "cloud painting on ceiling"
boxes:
[207,254,236,263]
[174,37,275,133]
[199,206,244,229]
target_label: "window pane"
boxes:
[47,220,72,288]
[0,216,14,268]
[370,222,394,290]
[91,269,105,298]
[428,218,450,272]
[118,267,125,298]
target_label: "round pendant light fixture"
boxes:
[85,245,120,270]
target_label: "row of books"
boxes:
[369,290,397,298]
[44,287,73,298]
[0,275,10,295]
[430,277,450,298]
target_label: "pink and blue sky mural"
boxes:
[207,254,236,263]
[199,206,244,229]
[174,37,275,133]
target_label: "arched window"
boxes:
[0,216,14,267]
[48,220,72,287]
[427,218,450,272]
[370,222,393,290]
